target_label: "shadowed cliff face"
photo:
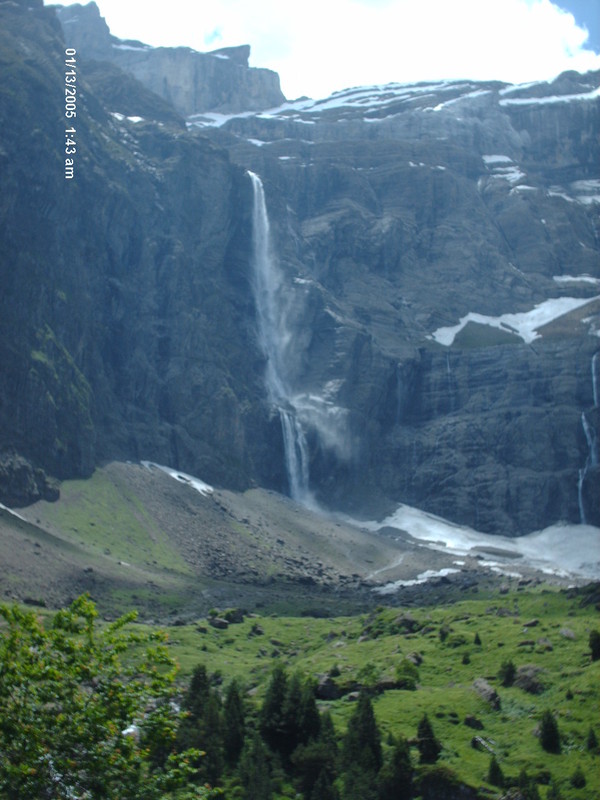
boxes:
[0,1,285,503]
[0,2,598,534]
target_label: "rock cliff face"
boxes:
[56,2,285,114]
[0,0,598,535]
[195,77,600,531]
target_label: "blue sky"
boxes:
[48,0,600,99]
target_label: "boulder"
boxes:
[473,678,501,710]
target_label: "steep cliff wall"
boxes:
[56,2,286,114]
[0,1,283,503]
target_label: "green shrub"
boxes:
[395,658,419,690]
[570,766,586,789]
[499,659,516,687]
[589,630,600,661]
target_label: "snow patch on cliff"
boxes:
[429,296,600,346]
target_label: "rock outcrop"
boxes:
[56,2,286,115]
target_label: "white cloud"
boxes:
[50,0,600,99]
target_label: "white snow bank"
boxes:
[112,43,150,52]
[499,87,600,106]
[430,295,600,346]
[554,275,600,286]
[141,462,213,496]
[482,154,513,165]
[374,568,460,594]
[365,504,600,580]
[110,112,144,123]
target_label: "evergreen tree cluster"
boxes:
[175,662,426,799]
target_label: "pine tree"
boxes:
[223,680,245,766]
[342,765,379,800]
[487,755,504,787]
[586,726,598,752]
[498,659,516,687]
[299,680,321,744]
[239,732,272,800]
[416,714,442,764]
[376,736,413,800]
[183,664,211,721]
[281,670,304,758]
[260,663,288,753]
[342,692,383,773]
[589,629,600,661]
[518,768,541,800]
[540,710,561,754]
[310,768,339,800]
[177,664,224,783]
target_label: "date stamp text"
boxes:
[64,48,77,180]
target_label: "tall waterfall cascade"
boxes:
[578,350,600,524]
[248,171,351,506]
[248,171,313,504]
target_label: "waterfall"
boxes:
[578,466,588,525]
[578,351,600,523]
[248,171,313,504]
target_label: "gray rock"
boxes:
[473,678,501,710]
[57,3,285,115]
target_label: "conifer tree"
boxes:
[177,669,224,784]
[589,629,600,661]
[260,663,288,753]
[540,710,561,754]
[416,714,442,764]
[292,711,338,797]
[299,679,321,744]
[487,755,504,787]
[239,732,272,800]
[342,692,383,773]
[586,726,598,752]
[376,736,413,800]
[282,670,304,758]
[498,659,516,687]
[223,680,245,766]
[310,768,340,800]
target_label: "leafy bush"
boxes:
[0,595,211,800]
[395,658,419,690]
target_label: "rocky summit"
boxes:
[0,0,599,537]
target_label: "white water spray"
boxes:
[578,351,600,523]
[248,171,313,504]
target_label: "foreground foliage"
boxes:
[0,595,215,799]
[1,585,598,799]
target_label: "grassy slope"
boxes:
[157,586,599,799]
